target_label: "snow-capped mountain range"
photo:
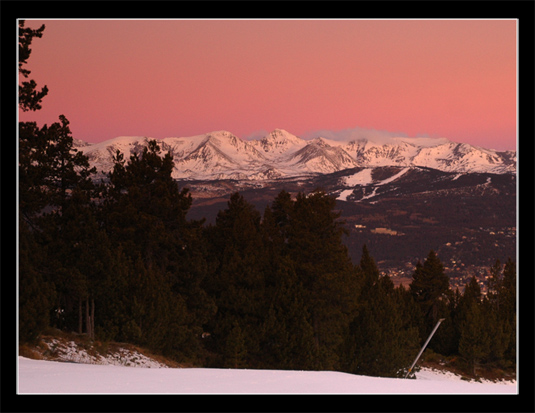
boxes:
[74,129,516,180]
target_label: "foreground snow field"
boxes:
[18,357,516,395]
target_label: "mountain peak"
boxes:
[265,129,304,142]
[270,128,290,135]
[391,136,452,148]
[205,130,236,138]
[254,129,306,156]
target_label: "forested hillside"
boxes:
[18,21,516,379]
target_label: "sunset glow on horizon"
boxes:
[18,19,517,151]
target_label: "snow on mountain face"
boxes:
[74,130,516,181]
[170,131,269,179]
[411,142,508,173]
[251,129,307,156]
[287,138,359,174]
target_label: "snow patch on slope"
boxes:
[338,189,355,201]
[37,337,167,368]
[377,167,410,185]
[341,168,374,186]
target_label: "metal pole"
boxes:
[405,318,445,379]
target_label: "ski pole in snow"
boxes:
[405,318,445,379]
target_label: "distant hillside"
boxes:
[185,165,516,289]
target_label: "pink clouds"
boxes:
[19,19,517,150]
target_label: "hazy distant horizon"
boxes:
[73,126,516,153]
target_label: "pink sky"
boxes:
[19,19,517,150]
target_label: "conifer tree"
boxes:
[102,140,212,361]
[358,244,380,295]
[223,321,248,369]
[480,297,511,368]
[409,250,452,348]
[347,246,419,377]
[29,116,104,337]
[270,189,294,247]
[204,193,267,367]
[19,67,98,337]
[18,219,55,343]
[46,186,111,337]
[260,257,319,370]
[459,301,490,376]
[483,259,516,367]
[18,29,56,340]
[501,258,516,364]
[19,21,99,341]
[450,276,482,355]
[91,246,133,342]
[18,20,48,112]
[285,190,358,370]
[103,141,191,262]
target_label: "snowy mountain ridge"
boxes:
[75,129,516,180]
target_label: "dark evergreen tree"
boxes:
[269,189,294,248]
[102,140,213,361]
[448,276,482,357]
[203,193,267,367]
[259,198,321,370]
[501,258,516,364]
[409,250,452,351]
[18,21,100,342]
[480,297,512,368]
[45,186,107,338]
[26,117,100,337]
[482,259,516,367]
[358,244,379,296]
[458,301,490,376]
[103,141,191,262]
[260,257,319,370]
[18,220,55,343]
[285,190,359,370]
[19,21,94,224]
[347,246,419,377]
[223,321,248,369]
[130,254,191,359]
[18,20,48,112]
[91,246,135,342]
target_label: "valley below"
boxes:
[184,166,517,293]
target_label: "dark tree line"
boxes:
[18,21,516,378]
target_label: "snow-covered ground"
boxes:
[33,337,168,368]
[17,357,517,395]
[341,168,374,187]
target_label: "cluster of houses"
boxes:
[354,222,516,296]
[382,262,495,294]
